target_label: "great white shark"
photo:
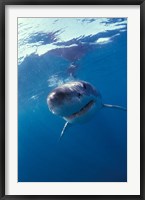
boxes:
[47,80,126,139]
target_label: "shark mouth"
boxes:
[64,100,95,121]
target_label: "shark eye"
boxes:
[77,93,82,98]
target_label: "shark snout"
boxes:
[47,90,70,108]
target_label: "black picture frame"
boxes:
[0,0,145,199]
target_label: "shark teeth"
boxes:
[65,100,95,121]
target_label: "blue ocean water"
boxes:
[18,18,127,182]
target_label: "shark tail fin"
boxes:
[103,104,127,111]
[59,122,70,141]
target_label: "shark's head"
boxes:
[47,81,102,123]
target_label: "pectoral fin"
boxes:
[103,104,127,111]
[59,122,70,141]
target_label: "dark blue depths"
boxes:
[18,28,127,182]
